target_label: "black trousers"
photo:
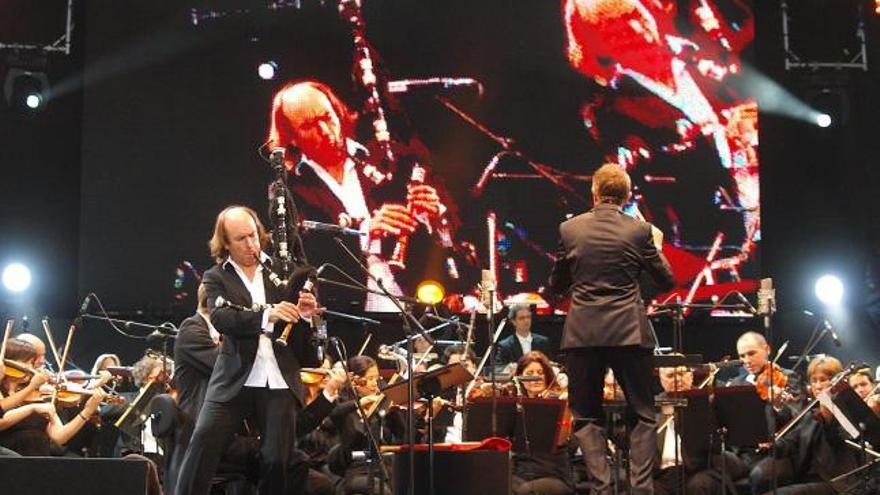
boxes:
[174,387,298,495]
[567,346,657,495]
[760,482,836,495]
[511,475,574,495]
[653,466,720,495]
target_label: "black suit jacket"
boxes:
[774,414,861,490]
[202,262,320,405]
[549,203,674,349]
[495,332,554,365]
[173,313,219,422]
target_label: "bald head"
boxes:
[737,331,770,375]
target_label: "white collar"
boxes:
[222,255,266,282]
[295,138,367,177]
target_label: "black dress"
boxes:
[0,409,50,456]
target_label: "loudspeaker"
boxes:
[0,456,150,495]
[393,449,511,495]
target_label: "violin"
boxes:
[754,363,790,402]
[301,367,330,386]
[3,358,40,380]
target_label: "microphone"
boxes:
[480,269,495,311]
[214,296,266,313]
[269,147,285,165]
[471,152,505,197]
[734,291,757,314]
[822,319,842,347]
[387,77,483,96]
[301,220,364,237]
[79,294,92,315]
[757,278,774,317]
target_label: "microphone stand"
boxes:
[789,316,830,373]
[329,235,436,495]
[80,314,178,336]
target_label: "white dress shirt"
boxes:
[224,258,288,390]
[198,311,221,344]
[659,419,682,470]
[516,332,533,355]
[297,139,403,312]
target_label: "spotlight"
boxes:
[3,68,50,112]
[2,263,32,293]
[25,93,42,109]
[416,280,445,305]
[257,61,278,80]
[809,87,848,128]
[815,274,844,306]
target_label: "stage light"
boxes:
[815,274,844,306]
[25,93,42,109]
[2,263,32,293]
[416,280,445,305]
[257,61,278,80]
[815,113,832,128]
[3,68,50,113]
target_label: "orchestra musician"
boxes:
[0,338,106,456]
[495,304,554,366]
[653,366,726,495]
[549,163,674,495]
[167,283,220,493]
[328,355,404,495]
[15,333,48,370]
[766,356,862,495]
[174,205,322,495]
[266,80,446,312]
[511,351,575,495]
[847,366,876,401]
[724,330,802,494]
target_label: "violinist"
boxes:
[0,338,107,456]
[728,331,801,408]
[723,330,801,494]
[291,363,349,495]
[328,355,404,495]
[767,356,862,495]
[266,80,447,312]
[1,341,53,414]
[16,333,47,369]
[510,351,575,495]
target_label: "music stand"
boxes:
[381,362,473,494]
[823,383,880,447]
[713,385,770,447]
[823,383,880,494]
[653,354,704,368]
[464,396,566,455]
[114,379,164,439]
